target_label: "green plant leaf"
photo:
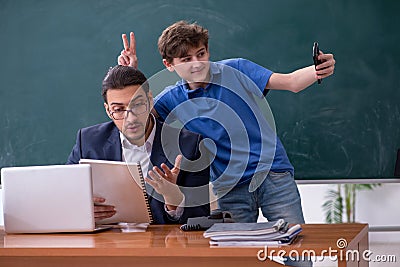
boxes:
[322,183,381,223]
[354,183,381,191]
[322,188,343,223]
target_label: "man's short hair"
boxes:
[102,65,149,103]
[158,20,209,64]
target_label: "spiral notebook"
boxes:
[79,159,153,224]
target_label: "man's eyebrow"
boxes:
[109,102,125,106]
[109,94,145,107]
[128,95,145,105]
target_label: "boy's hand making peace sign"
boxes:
[117,32,138,69]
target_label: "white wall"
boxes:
[297,183,400,225]
[298,183,400,242]
[298,184,329,223]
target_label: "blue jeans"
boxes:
[217,171,305,224]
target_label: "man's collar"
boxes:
[119,114,156,151]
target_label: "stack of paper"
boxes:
[203,219,302,247]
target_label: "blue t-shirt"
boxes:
[154,58,294,191]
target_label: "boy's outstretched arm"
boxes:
[266,52,335,93]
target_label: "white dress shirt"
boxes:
[119,115,183,220]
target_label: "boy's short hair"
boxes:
[158,20,209,64]
[102,65,149,103]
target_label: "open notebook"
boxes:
[79,159,153,224]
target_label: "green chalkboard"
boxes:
[0,0,399,179]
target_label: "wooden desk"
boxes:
[0,224,368,267]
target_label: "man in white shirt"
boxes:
[67,65,210,224]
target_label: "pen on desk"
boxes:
[274,218,285,231]
[279,222,290,233]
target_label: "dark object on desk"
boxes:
[395,149,400,177]
[313,41,322,84]
[180,210,235,231]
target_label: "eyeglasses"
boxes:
[109,103,148,120]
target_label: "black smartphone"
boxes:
[313,42,322,84]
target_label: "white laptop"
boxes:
[1,164,106,234]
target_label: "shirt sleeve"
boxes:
[154,88,174,123]
[164,196,185,221]
[236,58,273,98]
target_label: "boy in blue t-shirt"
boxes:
[118,21,335,223]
